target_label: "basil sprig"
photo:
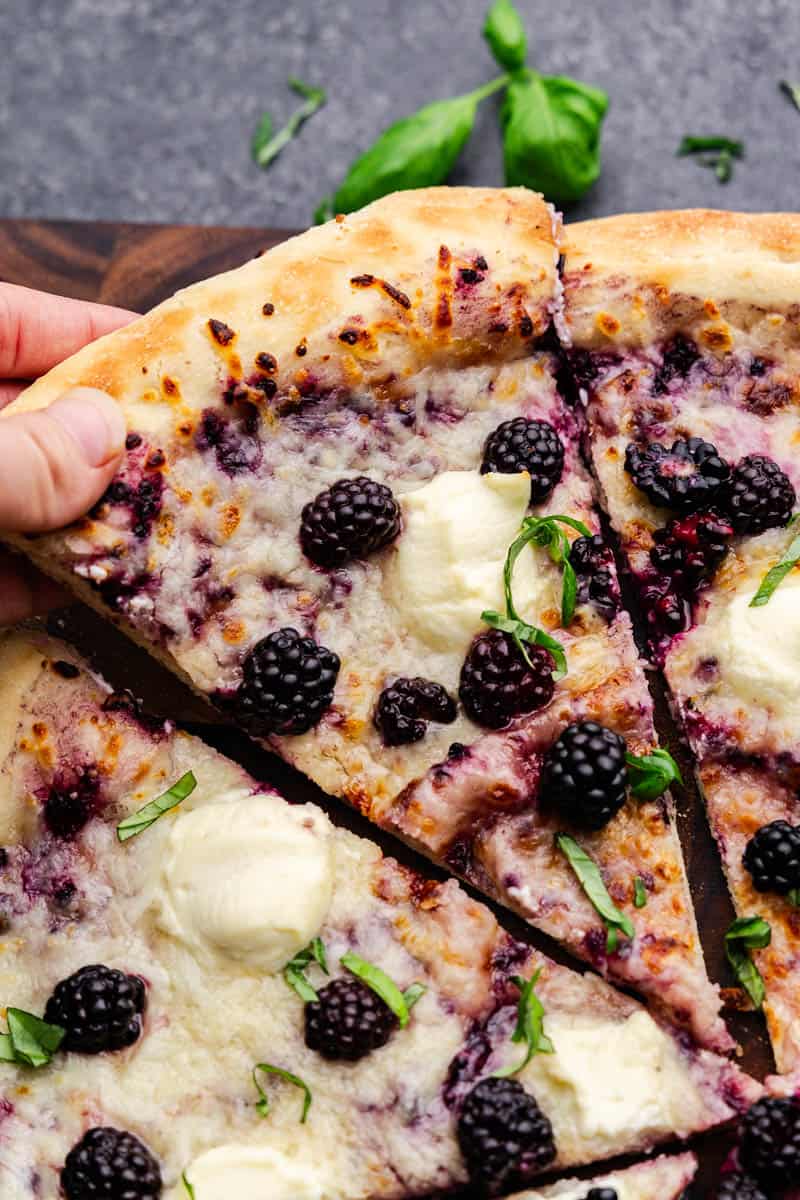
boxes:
[625,748,683,800]
[780,80,800,112]
[340,951,425,1028]
[556,833,635,954]
[483,0,527,72]
[725,916,771,1009]
[182,1172,196,1199]
[0,1009,65,1068]
[677,135,744,183]
[117,771,197,842]
[252,77,326,170]
[633,877,648,909]
[253,1062,312,1123]
[283,937,329,1003]
[749,516,800,607]
[494,970,553,1077]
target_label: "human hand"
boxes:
[0,283,135,624]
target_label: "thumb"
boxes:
[0,388,126,532]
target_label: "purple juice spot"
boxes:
[132,474,164,538]
[43,767,101,839]
[442,1022,493,1108]
[96,571,153,612]
[652,334,700,395]
[197,406,262,475]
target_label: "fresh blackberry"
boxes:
[739,1096,800,1188]
[45,964,146,1054]
[650,511,733,590]
[624,437,730,512]
[583,1190,619,1200]
[459,629,555,729]
[457,1076,556,1194]
[300,476,401,567]
[715,1175,768,1200]
[540,721,628,831]
[722,454,796,534]
[374,676,457,746]
[61,1126,162,1199]
[742,820,800,895]
[651,333,701,395]
[305,976,397,1061]
[568,534,620,620]
[233,628,339,736]
[481,418,565,504]
[640,579,692,640]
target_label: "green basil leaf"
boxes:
[340,951,424,1028]
[5,1009,65,1068]
[677,135,744,156]
[501,68,608,207]
[633,877,648,909]
[252,77,327,170]
[481,611,568,680]
[494,969,554,1077]
[560,557,578,626]
[725,916,771,1009]
[483,0,527,71]
[327,77,508,216]
[0,1033,16,1062]
[556,833,635,951]
[625,747,683,800]
[117,771,197,842]
[781,80,800,112]
[182,1171,196,1199]
[253,1061,312,1123]
[283,937,329,1003]
[403,982,427,1011]
[315,197,335,224]
[789,887,800,907]
[750,517,800,607]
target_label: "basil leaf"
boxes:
[626,748,683,800]
[749,517,800,607]
[678,135,744,156]
[789,888,800,907]
[253,1061,312,1123]
[403,982,427,1011]
[340,951,424,1028]
[481,610,567,680]
[725,916,771,1009]
[0,1034,16,1062]
[483,0,527,71]
[182,1171,196,1199]
[501,68,608,207]
[283,937,329,1003]
[494,969,554,1077]
[325,77,508,218]
[781,80,800,112]
[556,833,635,952]
[117,771,197,842]
[252,77,326,170]
[5,1009,65,1068]
[633,877,648,909]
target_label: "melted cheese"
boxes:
[182,1144,327,1199]
[714,576,800,716]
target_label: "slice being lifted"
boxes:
[0,631,758,1199]
[508,1152,697,1200]
[563,210,800,1077]
[1,187,725,1048]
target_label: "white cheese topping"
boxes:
[521,1178,634,1200]
[153,792,333,974]
[183,1144,326,1200]
[715,576,800,714]
[387,471,552,653]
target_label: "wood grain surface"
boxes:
[0,218,773,1197]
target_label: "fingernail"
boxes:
[49,388,126,467]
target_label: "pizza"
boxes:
[0,629,757,1200]
[561,210,800,1080]
[508,1152,697,1200]
[0,188,728,1054]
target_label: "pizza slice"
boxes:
[562,209,800,1076]
[0,629,758,1200]
[508,1153,697,1200]
[0,187,726,1049]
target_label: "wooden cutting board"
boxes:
[0,218,772,1195]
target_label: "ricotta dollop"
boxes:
[715,576,800,714]
[183,1144,326,1200]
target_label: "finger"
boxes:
[0,283,135,379]
[0,387,126,531]
[0,382,25,410]
[0,551,68,625]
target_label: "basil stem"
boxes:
[677,135,744,184]
[483,0,527,72]
[725,916,771,1009]
[494,969,554,1077]
[556,833,635,953]
[749,517,800,607]
[633,877,648,909]
[340,951,425,1028]
[252,78,327,170]
[117,771,197,842]
[781,80,800,112]
[1,1009,65,1068]
[253,1062,312,1123]
[182,1171,196,1199]
[283,937,329,1003]
[625,747,683,800]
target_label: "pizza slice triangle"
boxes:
[562,210,800,1078]
[0,630,757,1196]
[1,187,726,1049]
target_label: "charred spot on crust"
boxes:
[381,280,411,308]
[52,660,80,679]
[436,295,452,329]
[338,329,361,345]
[350,273,375,287]
[519,314,534,338]
[459,267,480,285]
[125,432,142,450]
[208,318,236,345]
[250,375,277,399]
[295,341,308,357]
[489,320,509,334]
[262,302,275,316]
[255,352,277,373]
[475,255,488,271]
[146,450,165,469]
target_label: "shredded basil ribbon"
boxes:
[677,135,744,183]
[253,1062,312,1123]
[0,1008,65,1068]
[625,747,683,800]
[182,1172,196,1199]
[340,951,425,1028]
[252,78,326,170]
[725,916,771,1009]
[780,80,800,112]
[556,833,635,954]
[283,937,329,1003]
[494,970,554,1077]
[117,771,197,842]
[633,877,648,909]
[749,516,800,607]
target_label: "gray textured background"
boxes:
[2,0,799,230]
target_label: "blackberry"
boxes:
[233,628,340,736]
[61,1126,162,1199]
[374,677,457,746]
[650,511,733,591]
[722,454,796,534]
[540,721,628,831]
[569,534,620,620]
[305,976,397,1061]
[457,1076,556,1194]
[739,1096,800,1188]
[742,820,800,895]
[639,579,691,641]
[45,964,146,1055]
[715,1175,768,1200]
[624,437,730,512]
[300,476,401,568]
[651,333,701,395]
[459,629,555,730]
[481,418,565,504]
